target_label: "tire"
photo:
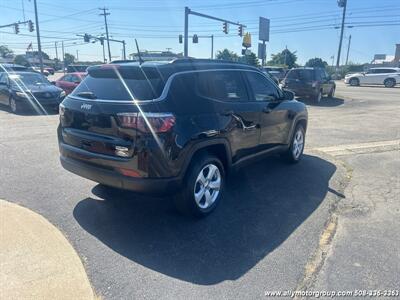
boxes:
[281,124,305,164]
[9,97,20,114]
[384,78,396,88]
[174,153,225,217]
[349,78,359,86]
[313,90,322,104]
[328,86,335,98]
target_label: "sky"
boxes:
[0,0,399,65]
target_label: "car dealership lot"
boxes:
[0,82,399,299]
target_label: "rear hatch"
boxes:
[59,64,174,158]
[282,69,315,92]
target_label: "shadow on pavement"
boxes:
[297,96,345,107]
[0,104,58,116]
[73,154,336,285]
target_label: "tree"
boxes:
[0,45,13,58]
[305,57,328,68]
[239,51,260,67]
[41,51,50,60]
[13,55,30,67]
[216,49,239,62]
[64,53,75,66]
[267,48,298,69]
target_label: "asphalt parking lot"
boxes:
[0,82,399,299]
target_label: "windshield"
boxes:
[9,73,50,86]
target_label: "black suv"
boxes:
[58,59,308,216]
[281,67,335,103]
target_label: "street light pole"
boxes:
[336,0,347,71]
[184,7,189,57]
[345,34,352,65]
[211,34,214,59]
[33,0,43,74]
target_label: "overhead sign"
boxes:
[259,17,270,41]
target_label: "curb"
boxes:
[0,200,95,300]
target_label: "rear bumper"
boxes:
[281,85,317,97]
[59,143,182,195]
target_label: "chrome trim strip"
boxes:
[67,68,278,103]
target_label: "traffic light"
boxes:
[99,37,104,46]
[179,34,183,44]
[337,0,346,7]
[238,25,243,37]
[222,22,228,34]
[28,20,34,32]
[83,34,90,42]
[192,34,198,43]
[14,23,19,34]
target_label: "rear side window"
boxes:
[72,67,169,101]
[196,71,248,102]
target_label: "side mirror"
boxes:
[283,89,295,100]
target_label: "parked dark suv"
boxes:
[281,67,335,103]
[58,59,308,216]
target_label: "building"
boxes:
[370,44,400,67]
[129,50,183,62]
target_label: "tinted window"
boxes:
[246,71,280,101]
[62,74,72,82]
[287,69,315,81]
[196,71,248,102]
[0,73,8,84]
[72,68,168,101]
[70,75,80,82]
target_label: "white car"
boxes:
[344,67,400,88]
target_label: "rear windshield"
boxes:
[72,66,169,101]
[287,69,315,81]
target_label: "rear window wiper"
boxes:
[76,91,97,99]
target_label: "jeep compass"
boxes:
[58,59,308,217]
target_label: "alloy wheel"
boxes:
[10,98,17,113]
[193,163,221,209]
[292,129,304,159]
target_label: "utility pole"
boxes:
[336,0,347,71]
[345,34,352,65]
[33,0,43,74]
[99,7,111,62]
[54,41,58,60]
[211,34,214,59]
[101,38,106,63]
[61,41,65,74]
[76,50,79,61]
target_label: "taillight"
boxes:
[117,112,175,133]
